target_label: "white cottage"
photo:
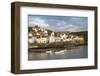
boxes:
[49,36,55,43]
[36,37,48,44]
[73,36,84,42]
[49,32,55,43]
[55,37,61,42]
[60,33,67,42]
[43,30,48,36]
[28,33,35,44]
[65,35,73,42]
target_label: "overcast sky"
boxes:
[28,15,88,32]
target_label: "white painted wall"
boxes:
[0,0,100,76]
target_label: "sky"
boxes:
[28,15,88,32]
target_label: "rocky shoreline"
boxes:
[29,41,87,50]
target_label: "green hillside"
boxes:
[71,31,88,44]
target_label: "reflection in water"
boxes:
[28,45,88,60]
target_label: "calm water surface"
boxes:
[28,45,88,60]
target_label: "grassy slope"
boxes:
[71,31,88,44]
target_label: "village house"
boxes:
[28,25,84,45]
[29,25,49,44]
[65,35,74,42]
[73,36,84,43]
[49,32,55,43]
[35,37,48,44]
[43,30,48,37]
[28,32,35,44]
[60,33,67,42]
[55,37,62,42]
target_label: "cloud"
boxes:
[29,18,49,28]
[62,24,87,32]
[55,23,87,32]
[55,21,79,32]
[56,21,67,26]
[71,17,85,21]
[57,24,75,32]
[29,16,87,32]
[64,25,79,32]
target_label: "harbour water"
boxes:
[28,45,88,60]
